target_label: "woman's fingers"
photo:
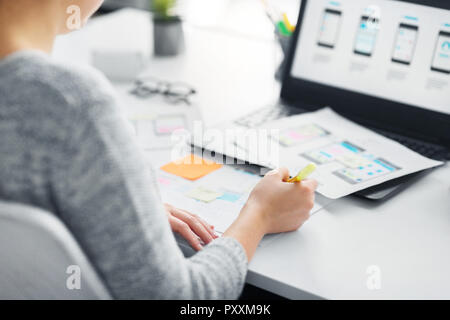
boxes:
[197,218,218,239]
[176,207,218,239]
[170,207,215,244]
[301,178,319,191]
[266,167,290,181]
[170,217,203,251]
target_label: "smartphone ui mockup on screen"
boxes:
[431,30,450,74]
[354,15,380,56]
[391,23,419,65]
[317,8,342,49]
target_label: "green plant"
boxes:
[152,0,177,19]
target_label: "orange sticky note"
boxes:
[160,154,223,181]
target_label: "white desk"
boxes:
[54,5,450,299]
[248,164,450,299]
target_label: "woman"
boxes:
[0,0,317,299]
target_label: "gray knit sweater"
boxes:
[0,50,247,299]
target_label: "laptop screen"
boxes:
[290,0,450,116]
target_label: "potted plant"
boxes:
[151,0,185,56]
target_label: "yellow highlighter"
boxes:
[286,163,317,183]
[282,13,296,32]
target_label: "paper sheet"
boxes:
[157,166,332,237]
[235,108,444,199]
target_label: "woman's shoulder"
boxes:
[3,50,116,112]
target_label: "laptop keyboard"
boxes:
[233,105,294,128]
[372,129,448,161]
[233,105,449,161]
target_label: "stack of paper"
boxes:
[234,108,443,199]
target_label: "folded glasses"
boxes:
[130,77,197,105]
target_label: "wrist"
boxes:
[223,201,268,262]
[238,201,270,236]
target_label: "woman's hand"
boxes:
[164,203,218,251]
[244,167,318,234]
[223,167,317,261]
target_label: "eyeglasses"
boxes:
[130,77,197,105]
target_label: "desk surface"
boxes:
[54,5,450,299]
[249,163,450,299]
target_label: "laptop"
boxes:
[195,0,450,201]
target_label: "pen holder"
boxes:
[275,30,291,81]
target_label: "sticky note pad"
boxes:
[217,192,241,203]
[160,154,223,181]
[186,187,223,203]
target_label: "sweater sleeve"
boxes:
[50,67,248,299]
